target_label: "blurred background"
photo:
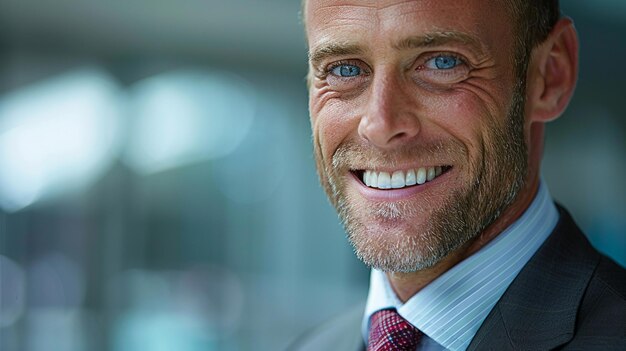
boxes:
[0,1,624,350]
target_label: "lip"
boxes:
[349,167,452,201]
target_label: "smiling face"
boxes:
[306,0,533,272]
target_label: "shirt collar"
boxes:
[362,181,559,351]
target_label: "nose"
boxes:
[358,71,420,149]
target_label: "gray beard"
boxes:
[322,81,528,273]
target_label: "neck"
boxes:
[386,176,541,302]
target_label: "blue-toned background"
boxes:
[0,1,624,350]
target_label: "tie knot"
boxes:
[368,309,422,351]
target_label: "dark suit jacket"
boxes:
[289,206,626,350]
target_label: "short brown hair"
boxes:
[506,0,561,77]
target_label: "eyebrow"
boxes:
[309,41,365,71]
[393,31,485,56]
[308,30,486,71]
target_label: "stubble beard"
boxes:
[314,82,528,273]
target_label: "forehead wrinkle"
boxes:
[392,31,487,57]
[309,3,378,26]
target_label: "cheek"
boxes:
[422,86,507,152]
[310,92,363,162]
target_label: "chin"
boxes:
[339,197,452,272]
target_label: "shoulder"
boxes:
[287,303,365,351]
[556,206,626,347]
[592,254,626,302]
[566,254,626,348]
[470,206,626,350]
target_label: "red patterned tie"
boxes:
[367,309,422,351]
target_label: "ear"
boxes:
[526,17,579,123]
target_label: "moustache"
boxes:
[330,139,467,172]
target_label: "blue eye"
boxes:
[331,64,361,77]
[427,55,461,69]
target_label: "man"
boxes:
[292,0,626,350]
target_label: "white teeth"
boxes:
[416,167,427,185]
[406,169,416,186]
[362,167,446,189]
[391,171,405,188]
[426,167,436,181]
[370,171,378,187]
[377,172,391,189]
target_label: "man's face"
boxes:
[306,0,529,272]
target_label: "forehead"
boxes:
[305,0,512,53]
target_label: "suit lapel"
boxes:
[468,206,600,350]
